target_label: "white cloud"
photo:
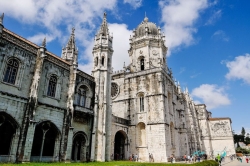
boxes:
[191,84,231,110]
[124,0,143,9]
[190,72,201,78]
[0,0,142,74]
[109,23,132,71]
[27,33,55,45]
[0,0,118,45]
[212,30,229,41]
[205,9,222,25]
[159,0,209,55]
[225,54,250,84]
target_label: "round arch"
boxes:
[0,112,19,155]
[31,120,60,161]
[71,131,88,162]
[114,130,127,160]
[76,82,93,98]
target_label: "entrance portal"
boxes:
[114,131,126,160]
[71,132,87,162]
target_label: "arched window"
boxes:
[140,58,144,71]
[3,59,19,84]
[47,75,57,97]
[95,57,98,66]
[77,85,88,107]
[138,93,144,112]
[140,96,144,112]
[101,56,105,66]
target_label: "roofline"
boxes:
[209,117,232,123]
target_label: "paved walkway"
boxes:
[221,158,250,166]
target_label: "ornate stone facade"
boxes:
[0,13,235,163]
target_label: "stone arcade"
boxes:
[0,13,235,162]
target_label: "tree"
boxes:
[246,133,250,145]
[241,127,246,136]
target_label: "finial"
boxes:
[41,37,46,47]
[145,12,146,18]
[144,12,148,22]
[71,27,75,35]
[0,13,4,25]
[98,12,109,36]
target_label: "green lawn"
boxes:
[0,160,218,166]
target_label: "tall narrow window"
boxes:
[95,57,98,66]
[140,96,144,112]
[77,90,81,105]
[47,75,57,97]
[3,59,19,84]
[77,86,88,107]
[140,58,144,71]
[101,57,105,66]
[170,122,174,146]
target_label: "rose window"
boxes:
[111,82,119,98]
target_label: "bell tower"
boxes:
[128,16,167,72]
[91,12,113,161]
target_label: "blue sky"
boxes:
[1,0,250,134]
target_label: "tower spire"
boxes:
[98,12,109,36]
[0,13,4,25]
[66,27,76,50]
[61,27,78,63]
[41,37,46,48]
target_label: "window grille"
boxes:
[47,75,57,97]
[3,59,19,84]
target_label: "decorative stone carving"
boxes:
[210,121,231,137]
[152,50,158,56]
[111,82,119,98]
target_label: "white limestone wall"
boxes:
[0,96,26,162]
[209,119,235,156]
[23,106,64,161]
[147,124,168,162]
[35,106,64,129]
[0,44,36,98]
[202,139,213,157]
[0,96,26,126]
[37,61,70,108]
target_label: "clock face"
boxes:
[111,82,119,98]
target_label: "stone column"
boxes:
[53,136,60,161]
[65,127,74,161]
[22,122,36,162]
[82,145,86,161]
[9,129,20,162]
